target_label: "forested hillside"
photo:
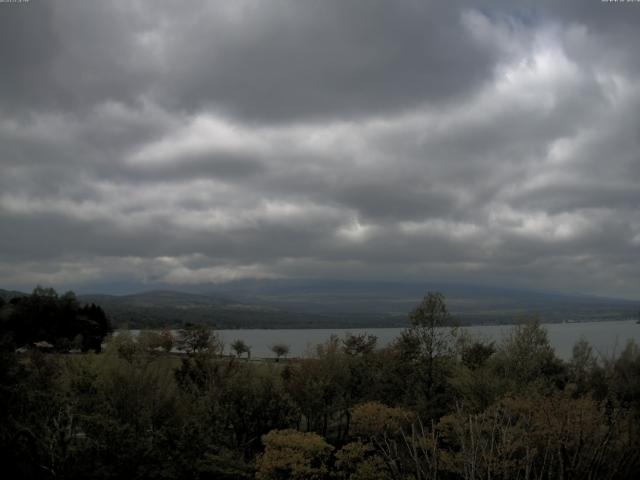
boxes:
[77,290,390,329]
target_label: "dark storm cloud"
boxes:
[0,1,157,114]
[1,0,640,297]
[154,0,500,122]
[1,0,498,121]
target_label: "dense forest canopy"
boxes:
[0,287,112,353]
[2,291,640,479]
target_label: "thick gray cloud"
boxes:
[1,0,640,298]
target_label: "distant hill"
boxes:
[3,288,357,329]
[0,289,27,301]
[76,290,376,329]
[2,282,638,329]
[203,279,639,325]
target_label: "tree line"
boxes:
[2,291,640,479]
[0,287,112,353]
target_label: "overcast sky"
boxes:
[1,0,639,298]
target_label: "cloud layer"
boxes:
[1,0,639,297]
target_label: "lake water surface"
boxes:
[215,320,640,360]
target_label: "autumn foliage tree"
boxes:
[256,429,333,480]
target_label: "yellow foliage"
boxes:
[334,441,389,480]
[350,401,413,439]
[255,429,333,480]
[435,391,636,480]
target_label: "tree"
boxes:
[608,339,640,407]
[493,320,565,389]
[402,292,458,416]
[271,343,290,362]
[178,323,221,354]
[1,287,111,353]
[334,441,388,480]
[109,329,140,362]
[568,337,598,395]
[459,338,495,370]
[408,292,456,355]
[76,303,112,352]
[349,402,420,480]
[256,429,333,480]
[350,402,412,439]
[137,330,167,354]
[231,339,251,360]
[283,336,353,438]
[450,334,502,411]
[221,366,297,455]
[435,391,638,480]
[158,327,174,353]
[342,333,377,356]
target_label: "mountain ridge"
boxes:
[2,281,637,329]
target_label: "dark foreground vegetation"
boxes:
[2,290,640,479]
[0,287,111,353]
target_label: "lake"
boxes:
[213,320,640,360]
